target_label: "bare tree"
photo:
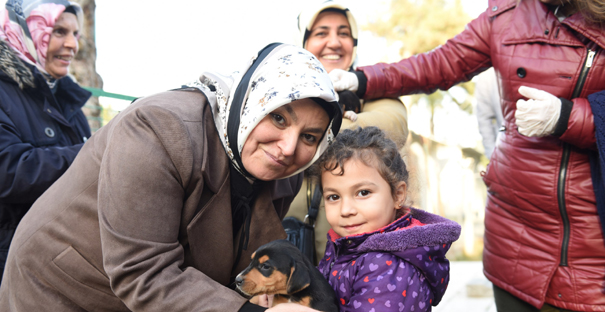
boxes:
[69,0,103,132]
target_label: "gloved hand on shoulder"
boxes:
[329,69,359,92]
[515,86,562,137]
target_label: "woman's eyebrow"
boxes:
[311,25,330,32]
[313,25,349,32]
[307,127,325,134]
[282,103,325,133]
[283,104,297,122]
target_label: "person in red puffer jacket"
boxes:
[329,0,605,311]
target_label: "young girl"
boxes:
[313,127,461,312]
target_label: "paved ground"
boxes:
[433,261,497,312]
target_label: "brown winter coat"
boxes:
[0,88,302,311]
[357,0,605,310]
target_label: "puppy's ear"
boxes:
[286,258,311,294]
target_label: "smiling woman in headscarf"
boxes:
[0,43,341,312]
[0,0,90,277]
[285,0,409,266]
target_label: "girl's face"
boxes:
[45,12,79,79]
[241,98,330,181]
[305,11,354,73]
[323,158,407,237]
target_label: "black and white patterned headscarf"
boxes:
[189,43,342,180]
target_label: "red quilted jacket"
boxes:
[357,0,605,310]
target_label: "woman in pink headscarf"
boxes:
[0,0,90,279]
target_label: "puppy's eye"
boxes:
[260,263,272,272]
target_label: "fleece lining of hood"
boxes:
[359,208,461,253]
[0,40,34,89]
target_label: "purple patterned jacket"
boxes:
[317,208,461,312]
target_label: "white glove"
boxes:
[329,69,359,92]
[515,86,561,137]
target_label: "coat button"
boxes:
[492,5,498,11]
[517,67,527,78]
[544,29,549,35]
[44,127,55,138]
[347,240,352,245]
[46,108,52,113]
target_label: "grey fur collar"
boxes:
[0,40,35,89]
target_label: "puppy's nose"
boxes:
[235,275,243,287]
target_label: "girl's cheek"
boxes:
[324,205,338,225]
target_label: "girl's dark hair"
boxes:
[311,127,410,214]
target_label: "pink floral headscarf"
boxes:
[0,0,82,75]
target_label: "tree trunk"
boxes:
[69,0,103,132]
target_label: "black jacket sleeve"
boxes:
[238,302,267,312]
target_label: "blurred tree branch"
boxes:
[365,0,475,136]
[69,0,103,132]
[367,0,470,57]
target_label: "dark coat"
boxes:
[0,89,302,311]
[317,208,460,312]
[0,40,90,271]
[356,0,605,309]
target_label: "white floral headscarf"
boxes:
[188,43,341,180]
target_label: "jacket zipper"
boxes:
[558,49,595,266]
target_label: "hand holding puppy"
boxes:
[250,294,273,308]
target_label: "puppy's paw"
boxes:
[343,110,358,122]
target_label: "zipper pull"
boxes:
[586,50,595,68]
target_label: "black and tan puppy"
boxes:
[235,239,338,312]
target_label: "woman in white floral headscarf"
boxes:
[0,43,341,312]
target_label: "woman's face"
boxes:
[305,11,354,73]
[45,12,79,79]
[241,98,330,181]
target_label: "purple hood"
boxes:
[318,208,461,311]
